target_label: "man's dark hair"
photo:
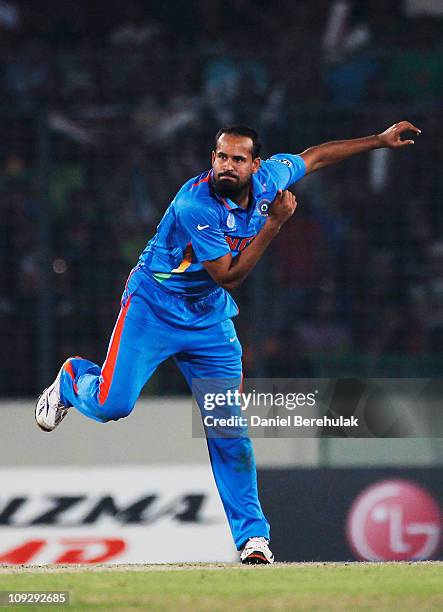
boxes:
[215,125,261,159]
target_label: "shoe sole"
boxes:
[34,363,71,433]
[35,391,53,432]
[241,552,272,564]
[34,389,65,433]
[34,389,52,433]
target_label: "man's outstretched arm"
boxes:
[299,121,421,174]
[203,190,296,291]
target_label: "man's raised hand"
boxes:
[377,121,422,148]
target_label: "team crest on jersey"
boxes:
[257,198,271,216]
[226,213,236,230]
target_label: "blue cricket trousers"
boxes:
[59,269,270,549]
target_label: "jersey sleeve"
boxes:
[264,153,306,189]
[178,199,230,263]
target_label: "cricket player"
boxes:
[35,121,420,564]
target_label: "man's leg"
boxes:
[59,292,174,423]
[174,319,270,551]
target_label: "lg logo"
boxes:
[346,479,442,561]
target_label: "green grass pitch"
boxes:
[0,562,442,611]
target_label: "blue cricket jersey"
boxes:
[135,153,306,328]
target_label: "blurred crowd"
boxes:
[2,0,443,394]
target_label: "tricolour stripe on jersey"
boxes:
[171,242,193,273]
[153,242,194,283]
[192,171,211,188]
[98,296,132,405]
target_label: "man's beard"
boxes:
[213,174,249,198]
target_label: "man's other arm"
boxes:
[300,120,421,174]
[203,190,296,290]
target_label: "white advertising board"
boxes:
[0,466,237,564]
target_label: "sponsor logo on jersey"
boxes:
[226,213,236,230]
[270,157,293,167]
[225,236,255,252]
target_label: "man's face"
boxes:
[211,134,260,198]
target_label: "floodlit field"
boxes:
[0,562,442,611]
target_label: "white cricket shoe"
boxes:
[35,365,70,432]
[240,537,274,565]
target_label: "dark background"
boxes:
[259,468,443,561]
[2,0,443,394]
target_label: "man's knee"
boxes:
[98,398,135,422]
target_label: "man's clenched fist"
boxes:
[268,189,298,228]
